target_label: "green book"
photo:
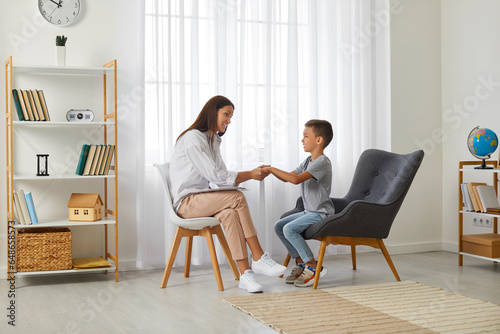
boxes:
[12,89,25,121]
[76,144,90,175]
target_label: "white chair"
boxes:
[154,163,239,291]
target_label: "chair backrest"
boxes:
[344,149,424,205]
[153,162,221,229]
[153,163,180,223]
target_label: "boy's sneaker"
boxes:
[239,269,263,293]
[285,263,305,284]
[294,265,328,287]
[251,252,287,277]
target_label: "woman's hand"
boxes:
[235,165,271,183]
[251,165,271,181]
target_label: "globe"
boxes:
[467,126,498,169]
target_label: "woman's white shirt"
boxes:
[169,130,238,208]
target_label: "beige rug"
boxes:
[222,281,500,333]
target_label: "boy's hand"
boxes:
[259,165,271,178]
[251,165,271,181]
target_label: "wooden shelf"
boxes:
[14,174,115,181]
[460,210,500,218]
[12,64,114,76]
[459,252,500,263]
[15,265,117,278]
[460,167,500,173]
[14,217,116,229]
[13,121,115,126]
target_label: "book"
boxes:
[37,90,50,121]
[12,89,25,121]
[460,183,473,212]
[83,145,97,175]
[17,189,32,224]
[26,90,40,121]
[72,256,111,269]
[472,183,487,213]
[76,144,91,175]
[97,145,111,175]
[21,90,35,121]
[13,191,27,225]
[476,185,500,213]
[89,145,103,175]
[31,89,45,121]
[466,182,486,212]
[24,192,38,224]
[103,145,115,175]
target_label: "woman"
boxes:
[169,95,286,293]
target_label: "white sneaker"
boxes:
[251,252,287,277]
[239,269,263,293]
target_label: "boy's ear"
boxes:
[316,135,324,146]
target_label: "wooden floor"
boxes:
[1,251,499,333]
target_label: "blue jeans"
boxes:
[274,211,322,263]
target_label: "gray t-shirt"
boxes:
[295,155,335,217]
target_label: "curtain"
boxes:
[137,0,391,269]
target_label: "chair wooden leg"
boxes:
[161,227,184,288]
[376,239,401,281]
[201,226,224,291]
[213,225,240,280]
[279,253,292,278]
[313,240,328,290]
[184,236,193,278]
[351,244,357,270]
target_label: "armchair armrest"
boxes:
[280,197,304,219]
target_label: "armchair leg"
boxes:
[201,227,224,291]
[279,253,292,278]
[351,245,356,270]
[213,225,240,280]
[184,236,193,278]
[161,227,184,288]
[376,239,401,281]
[313,240,328,290]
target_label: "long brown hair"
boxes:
[177,95,235,143]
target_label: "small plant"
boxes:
[55,35,68,46]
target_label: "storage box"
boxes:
[16,228,72,272]
[462,233,500,258]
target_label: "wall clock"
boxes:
[38,0,81,26]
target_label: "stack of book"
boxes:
[76,144,115,175]
[12,89,51,121]
[461,183,500,214]
[13,189,38,225]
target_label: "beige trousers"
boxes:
[177,191,257,260]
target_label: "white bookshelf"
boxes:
[5,57,119,281]
[458,160,499,266]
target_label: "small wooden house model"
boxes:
[67,193,103,222]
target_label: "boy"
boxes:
[265,119,334,287]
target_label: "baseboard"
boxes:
[384,241,444,255]
[441,241,458,253]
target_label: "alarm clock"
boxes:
[66,109,94,122]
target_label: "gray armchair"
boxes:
[281,149,424,289]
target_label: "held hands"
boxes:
[251,165,271,181]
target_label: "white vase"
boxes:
[56,46,66,66]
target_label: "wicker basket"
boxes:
[16,228,72,272]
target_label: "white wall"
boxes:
[3,0,495,277]
[389,0,443,253]
[441,0,500,251]
[0,1,143,277]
